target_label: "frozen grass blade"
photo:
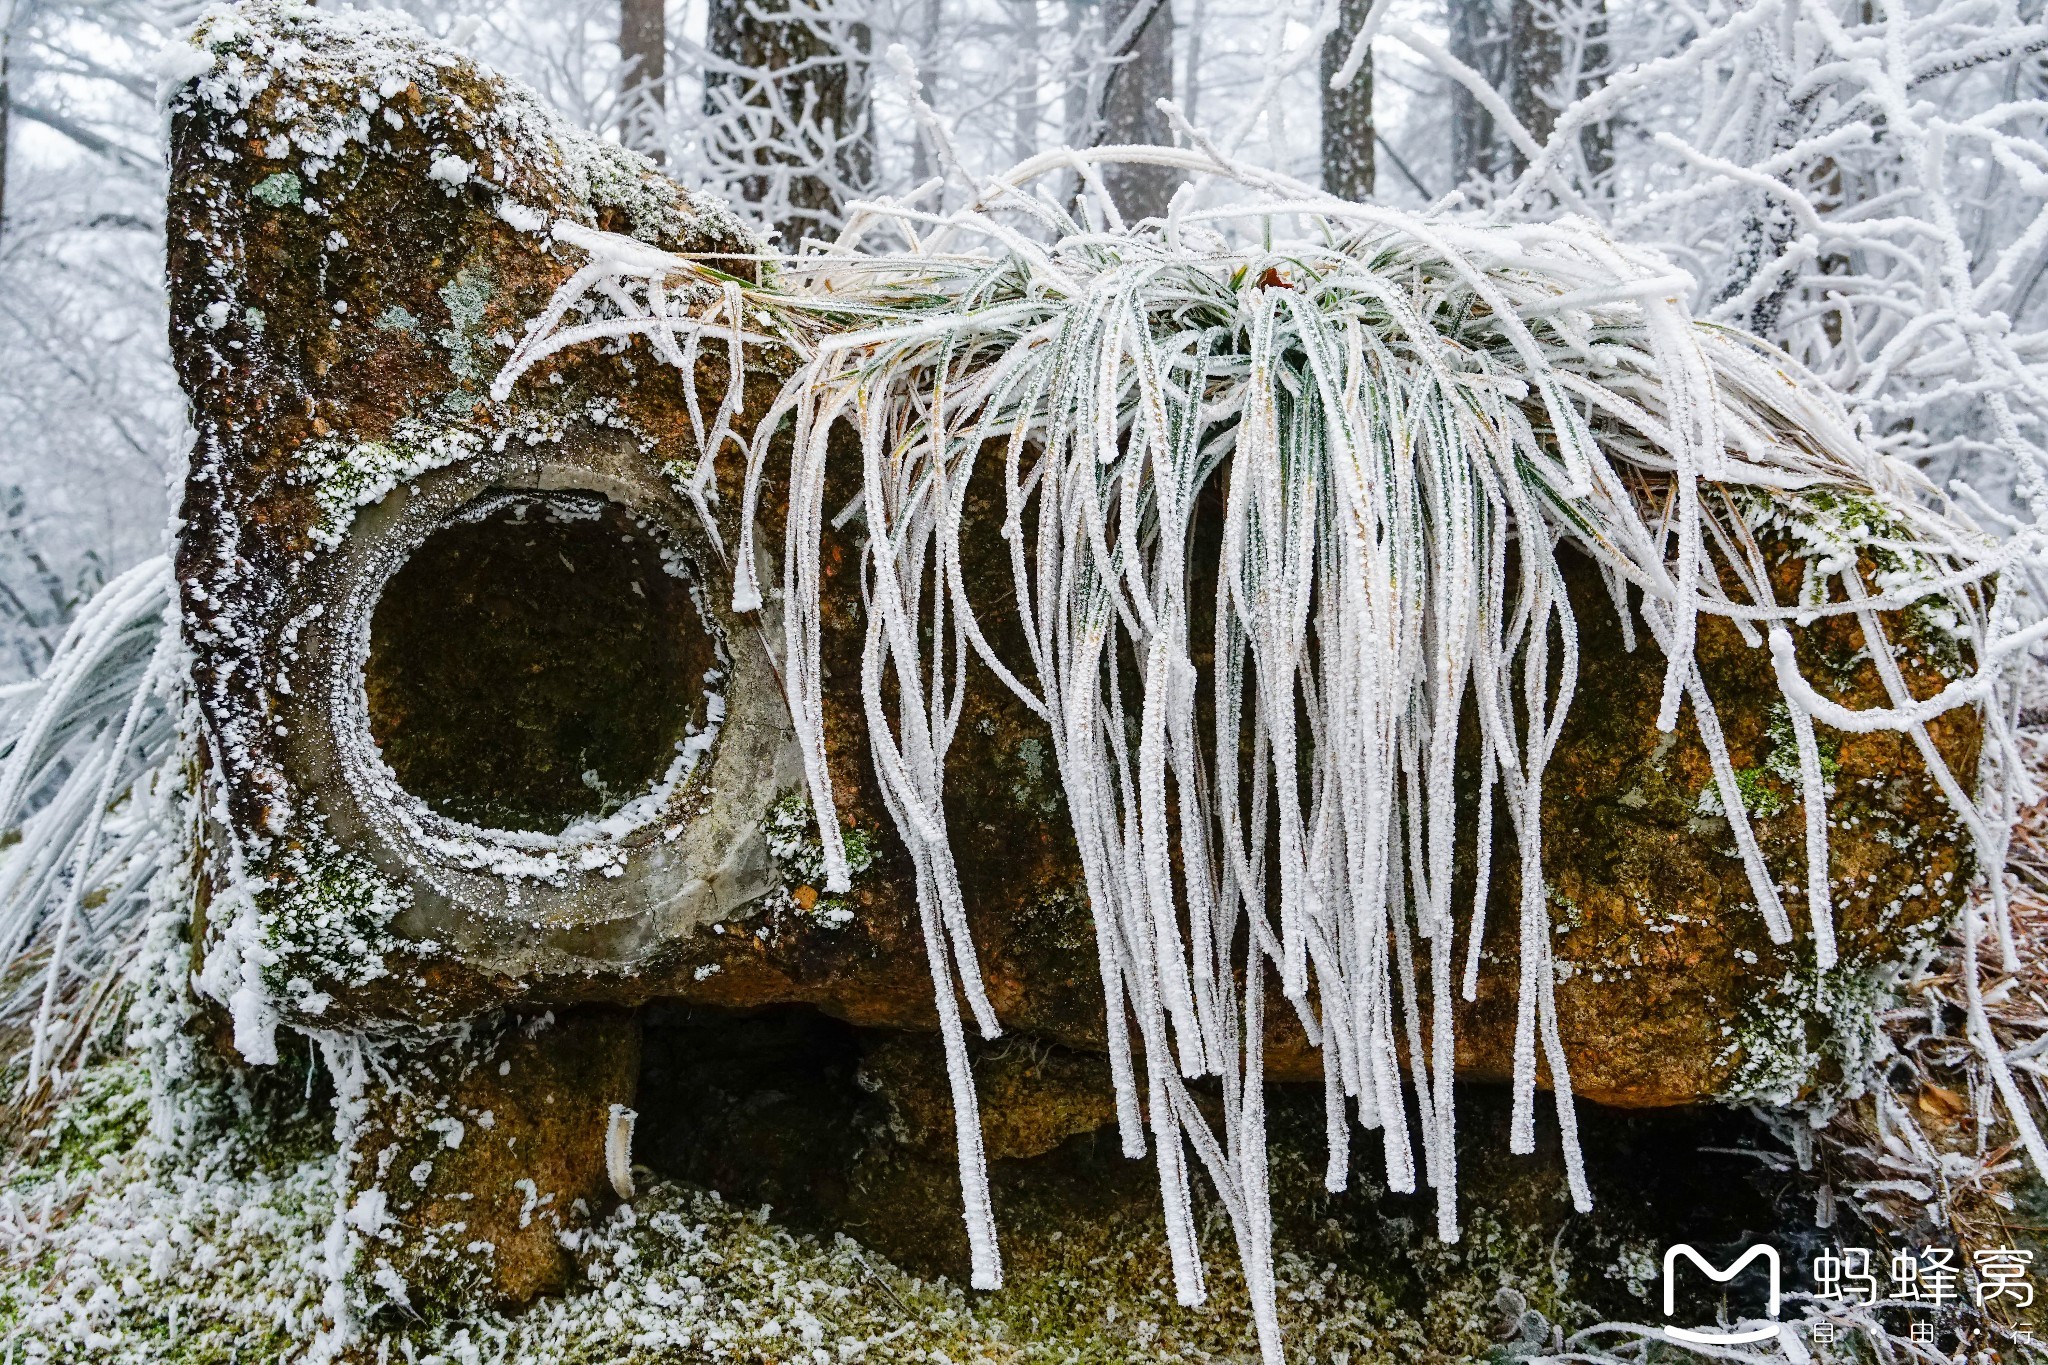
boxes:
[0,556,181,1099]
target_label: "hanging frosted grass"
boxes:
[495,151,2045,1364]
[0,556,183,1093]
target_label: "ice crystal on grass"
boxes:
[498,145,2043,1363]
[0,558,182,1097]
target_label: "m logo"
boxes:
[1662,1244,1783,1345]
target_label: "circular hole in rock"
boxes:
[364,492,716,834]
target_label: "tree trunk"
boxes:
[0,49,10,239]
[619,0,666,162]
[1451,0,1607,189]
[1576,0,1613,184]
[1448,0,1506,187]
[1712,31,1805,337]
[1096,0,1178,222]
[705,0,866,244]
[0,0,16,242]
[1508,0,1562,172]
[840,20,876,199]
[1181,0,1204,134]
[1319,0,1373,202]
[1012,0,1040,167]
[1061,0,1091,146]
[907,0,941,188]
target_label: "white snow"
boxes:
[151,41,216,106]
[497,199,549,234]
[427,154,474,188]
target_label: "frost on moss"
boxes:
[1765,700,1840,789]
[253,839,414,1013]
[0,1017,1608,1365]
[0,1107,338,1365]
[1740,486,1976,671]
[1695,703,1842,820]
[191,821,391,1048]
[1012,736,1061,818]
[762,788,879,926]
[1696,765,1787,819]
[0,907,343,1365]
[295,418,481,547]
[24,1048,152,1178]
[658,455,698,491]
[1741,486,1933,596]
[554,133,754,252]
[169,0,761,294]
[1717,956,1907,1111]
[1734,767,1786,819]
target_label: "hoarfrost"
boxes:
[428,154,475,188]
[500,145,2043,1363]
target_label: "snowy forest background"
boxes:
[2,0,2046,688]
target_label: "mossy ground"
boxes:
[0,985,1868,1365]
[0,1038,1386,1364]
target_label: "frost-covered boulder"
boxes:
[151,2,2007,1326]
[1449,546,1979,1110]
[165,3,1134,1075]
[165,3,1978,1110]
[155,0,1998,1326]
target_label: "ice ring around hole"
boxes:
[363,490,721,836]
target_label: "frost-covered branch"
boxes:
[1381,0,2048,519]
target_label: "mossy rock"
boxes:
[333,1008,640,1319]
[165,0,1977,1135]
